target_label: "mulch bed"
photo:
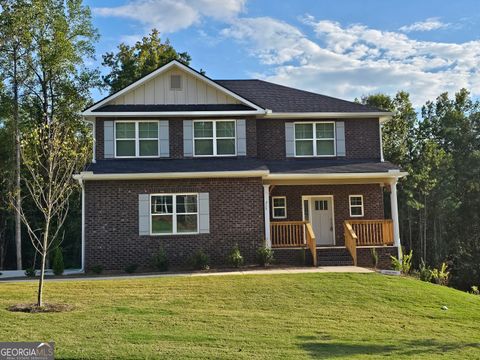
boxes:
[8,303,74,313]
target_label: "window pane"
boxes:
[351,207,363,216]
[116,122,135,139]
[273,208,286,218]
[116,140,135,156]
[295,124,313,139]
[317,140,335,155]
[217,139,235,155]
[316,123,334,139]
[139,122,158,138]
[152,196,173,214]
[350,197,362,206]
[273,198,285,207]
[216,121,235,137]
[176,195,197,213]
[140,140,158,156]
[296,140,313,156]
[177,214,197,233]
[195,139,214,155]
[194,121,213,137]
[152,215,173,234]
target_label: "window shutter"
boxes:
[236,119,246,156]
[285,122,295,157]
[138,194,150,236]
[183,120,193,157]
[104,120,114,158]
[198,193,210,234]
[159,120,170,157]
[336,121,346,157]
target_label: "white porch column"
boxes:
[263,184,271,248]
[390,179,401,259]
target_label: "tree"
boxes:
[102,28,191,93]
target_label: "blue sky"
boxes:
[84,0,480,106]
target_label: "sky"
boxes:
[84,0,480,107]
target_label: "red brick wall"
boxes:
[270,184,385,245]
[84,177,265,270]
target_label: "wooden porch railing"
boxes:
[271,221,306,248]
[305,223,317,267]
[344,222,357,266]
[348,220,394,246]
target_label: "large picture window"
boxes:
[294,122,335,157]
[193,120,236,156]
[115,121,159,157]
[150,194,198,235]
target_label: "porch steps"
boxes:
[316,247,354,266]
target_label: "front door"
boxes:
[310,197,334,246]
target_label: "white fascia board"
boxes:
[262,112,394,120]
[82,60,265,114]
[73,170,269,181]
[81,110,266,117]
[265,171,408,181]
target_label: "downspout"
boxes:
[79,177,85,273]
[379,119,384,162]
[263,184,271,248]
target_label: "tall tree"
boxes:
[102,28,191,93]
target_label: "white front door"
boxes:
[310,197,334,246]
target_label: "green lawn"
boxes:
[0,273,479,359]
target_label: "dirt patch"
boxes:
[8,303,74,313]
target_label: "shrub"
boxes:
[192,250,210,270]
[257,246,274,267]
[227,244,244,268]
[124,264,139,274]
[52,247,65,276]
[25,267,36,277]
[419,258,432,282]
[370,248,379,269]
[152,247,169,271]
[471,286,479,295]
[391,249,413,274]
[91,265,104,275]
[431,262,450,286]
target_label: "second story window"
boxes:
[193,120,236,156]
[294,122,335,157]
[115,121,159,157]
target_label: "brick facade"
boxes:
[84,177,265,270]
[270,184,385,245]
[357,246,398,269]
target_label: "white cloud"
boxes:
[220,16,480,106]
[94,0,246,33]
[399,17,449,33]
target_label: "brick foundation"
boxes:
[357,246,398,269]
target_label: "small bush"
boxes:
[227,244,244,268]
[391,249,412,274]
[124,264,139,274]
[419,258,432,282]
[91,265,104,275]
[25,267,36,277]
[370,248,379,269]
[192,250,210,270]
[470,286,479,295]
[152,247,169,271]
[52,247,65,276]
[257,246,274,267]
[431,262,449,286]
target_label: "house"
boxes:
[75,60,407,271]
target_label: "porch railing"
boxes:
[305,223,317,267]
[344,222,358,266]
[347,219,394,246]
[271,221,306,247]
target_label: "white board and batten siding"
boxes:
[109,68,240,106]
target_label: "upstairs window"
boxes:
[115,121,159,157]
[193,120,236,156]
[294,122,335,157]
[349,195,364,217]
[170,74,182,90]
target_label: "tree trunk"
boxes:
[37,221,50,307]
[423,196,427,263]
[13,47,22,270]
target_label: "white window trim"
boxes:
[272,196,287,219]
[149,193,199,236]
[349,195,364,217]
[114,120,160,158]
[193,119,237,157]
[294,121,336,157]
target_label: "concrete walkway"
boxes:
[0,266,373,283]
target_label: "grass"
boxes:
[0,273,479,359]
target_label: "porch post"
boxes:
[390,179,401,260]
[263,184,271,248]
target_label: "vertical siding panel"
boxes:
[187,74,197,104]
[197,79,206,103]
[216,91,227,104]
[134,85,145,104]
[154,75,165,104]
[125,90,135,104]
[144,79,155,104]
[166,71,175,104]
[206,85,216,103]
